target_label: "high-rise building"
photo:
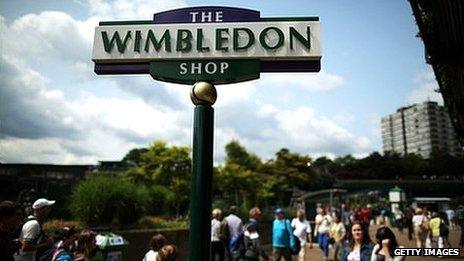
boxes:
[381,101,462,158]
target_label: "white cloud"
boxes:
[5,12,90,63]
[260,70,345,92]
[0,137,99,164]
[407,68,443,105]
[1,2,375,165]
[86,0,187,19]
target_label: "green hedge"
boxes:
[70,175,149,227]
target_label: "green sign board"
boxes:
[149,59,260,84]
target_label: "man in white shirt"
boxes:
[14,198,55,261]
[315,207,332,261]
[224,206,243,260]
[291,210,312,261]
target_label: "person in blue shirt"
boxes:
[272,208,296,261]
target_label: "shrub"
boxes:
[43,219,82,232]
[137,216,188,229]
[70,174,149,227]
[147,185,176,215]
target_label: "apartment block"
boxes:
[381,101,462,158]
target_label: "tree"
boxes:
[258,148,318,205]
[270,148,316,189]
[124,141,191,216]
[225,140,262,170]
[122,148,148,166]
[215,141,262,208]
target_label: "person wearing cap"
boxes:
[14,198,55,261]
[272,208,295,261]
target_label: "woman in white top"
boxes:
[341,221,374,261]
[411,208,428,248]
[211,208,225,261]
[143,233,166,261]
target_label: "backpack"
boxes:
[220,219,230,242]
[439,220,449,237]
[456,209,464,222]
[37,248,57,261]
[23,216,45,244]
[285,220,300,255]
[229,232,245,259]
[291,235,301,255]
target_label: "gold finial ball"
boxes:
[190,82,217,105]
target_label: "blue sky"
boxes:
[0,0,442,164]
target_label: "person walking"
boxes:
[403,207,414,241]
[50,227,77,261]
[211,208,225,261]
[243,220,268,261]
[156,245,178,261]
[0,201,22,261]
[14,198,55,261]
[74,229,97,261]
[371,226,404,261]
[291,209,312,261]
[315,207,332,261]
[392,207,404,233]
[330,212,346,261]
[428,212,443,253]
[412,208,428,248]
[224,206,243,260]
[272,208,296,261]
[143,233,167,261]
[456,205,464,249]
[341,221,373,261]
[242,207,268,260]
[445,208,456,230]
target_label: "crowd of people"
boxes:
[0,198,179,261]
[2,197,463,261]
[210,203,464,261]
[0,198,98,261]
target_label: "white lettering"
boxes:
[201,12,212,22]
[179,63,187,75]
[215,11,223,22]
[191,62,202,74]
[190,12,199,22]
[205,62,217,74]
[394,248,422,256]
[220,62,229,73]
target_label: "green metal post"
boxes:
[188,82,216,261]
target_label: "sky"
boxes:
[0,0,444,164]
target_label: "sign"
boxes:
[92,6,321,84]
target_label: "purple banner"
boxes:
[153,6,259,24]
